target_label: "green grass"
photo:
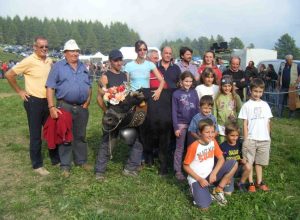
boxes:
[0,80,299,219]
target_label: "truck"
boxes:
[231,48,277,70]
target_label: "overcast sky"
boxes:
[0,0,299,49]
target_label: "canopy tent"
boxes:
[79,51,109,63]
[120,46,161,61]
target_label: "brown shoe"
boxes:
[80,163,93,171]
[34,167,50,176]
[61,170,70,178]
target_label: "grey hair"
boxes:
[146,49,158,59]
[230,56,241,65]
[285,54,293,60]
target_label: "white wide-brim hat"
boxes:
[63,39,80,51]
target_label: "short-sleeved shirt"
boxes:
[220,141,242,161]
[184,140,223,184]
[177,61,198,77]
[195,84,219,100]
[46,59,92,104]
[188,112,219,133]
[12,53,52,98]
[238,99,273,141]
[157,61,181,89]
[124,60,155,90]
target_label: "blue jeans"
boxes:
[95,128,143,174]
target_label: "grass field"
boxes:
[0,79,299,219]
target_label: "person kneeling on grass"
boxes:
[220,123,251,195]
[183,118,238,210]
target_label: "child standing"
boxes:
[238,78,273,192]
[214,75,242,143]
[188,95,219,145]
[220,123,251,194]
[195,67,219,100]
[183,119,237,210]
[172,71,199,181]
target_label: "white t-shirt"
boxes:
[195,84,219,100]
[184,140,223,185]
[238,99,273,141]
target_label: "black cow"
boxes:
[102,90,146,132]
[139,88,173,175]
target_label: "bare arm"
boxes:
[209,156,225,184]
[46,87,61,119]
[190,131,201,140]
[82,88,92,109]
[243,119,248,139]
[151,68,165,101]
[5,69,30,101]
[97,86,107,113]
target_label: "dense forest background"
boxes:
[0,16,299,59]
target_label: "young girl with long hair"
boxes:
[195,67,219,100]
[172,71,199,181]
[214,75,242,143]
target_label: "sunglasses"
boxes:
[138,48,147,52]
[39,45,49,49]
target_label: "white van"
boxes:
[257,59,300,75]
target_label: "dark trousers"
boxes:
[57,102,89,170]
[24,96,60,169]
[95,129,143,174]
[277,88,295,117]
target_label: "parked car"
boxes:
[257,59,300,75]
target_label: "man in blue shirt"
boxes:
[156,46,181,90]
[177,46,199,81]
[46,39,93,177]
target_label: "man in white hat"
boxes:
[46,39,93,177]
[5,36,60,176]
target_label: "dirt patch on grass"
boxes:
[0,93,17,98]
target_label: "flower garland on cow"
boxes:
[102,82,147,132]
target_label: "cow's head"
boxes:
[102,90,146,131]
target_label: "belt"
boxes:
[58,99,84,106]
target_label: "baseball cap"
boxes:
[221,75,233,85]
[109,49,123,60]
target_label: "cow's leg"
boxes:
[158,130,171,175]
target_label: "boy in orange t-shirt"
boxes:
[183,118,237,210]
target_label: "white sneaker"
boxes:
[34,167,50,176]
[213,191,227,206]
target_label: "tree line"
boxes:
[161,34,300,60]
[0,16,299,59]
[0,16,140,54]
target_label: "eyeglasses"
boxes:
[39,45,49,49]
[138,48,147,52]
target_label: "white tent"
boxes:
[92,52,109,62]
[120,46,161,60]
[79,51,109,63]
